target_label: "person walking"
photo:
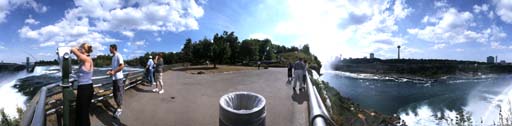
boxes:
[106,44,125,119]
[287,62,293,82]
[257,61,261,70]
[146,56,155,85]
[153,53,165,94]
[293,58,305,91]
[71,43,94,126]
[302,60,308,88]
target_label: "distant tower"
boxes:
[496,56,498,63]
[397,45,401,59]
[370,53,375,59]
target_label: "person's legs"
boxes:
[297,70,304,90]
[302,73,307,90]
[157,73,164,93]
[76,84,93,126]
[149,69,155,85]
[113,79,124,118]
[293,70,299,89]
[112,80,119,107]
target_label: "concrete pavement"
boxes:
[89,68,308,126]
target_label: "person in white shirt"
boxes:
[146,56,155,85]
[106,44,125,119]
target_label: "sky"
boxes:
[1,0,512,63]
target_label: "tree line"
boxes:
[126,31,320,70]
[35,31,322,71]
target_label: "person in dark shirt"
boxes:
[153,53,165,94]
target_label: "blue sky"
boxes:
[1,0,512,63]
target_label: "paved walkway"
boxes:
[89,68,308,126]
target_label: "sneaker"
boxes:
[114,109,122,118]
[152,88,159,92]
[159,89,164,94]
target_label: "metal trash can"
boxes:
[219,92,266,126]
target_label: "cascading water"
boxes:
[320,70,512,126]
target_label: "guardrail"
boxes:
[20,70,145,126]
[306,71,337,126]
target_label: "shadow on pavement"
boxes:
[291,89,308,104]
[132,85,156,93]
[90,100,127,126]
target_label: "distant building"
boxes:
[500,60,507,65]
[487,56,495,63]
[370,53,375,59]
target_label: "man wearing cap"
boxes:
[146,55,155,85]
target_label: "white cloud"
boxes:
[433,43,446,49]
[18,0,206,53]
[123,48,128,52]
[121,31,134,38]
[473,4,489,13]
[421,16,439,24]
[18,17,118,51]
[90,0,205,32]
[156,37,161,41]
[24,15,39,25]
[434,0,449,8]
[408,8,506,46]
[455,48,464,52]
[0,0,47,23]
[274,0,412,61]
[491,42,507,49]
[0,42,5,50]
[36,52,52,57]
[494,0,512,23]
[39,41,56,47]
[489,11,495,19]
[134,40,145,46]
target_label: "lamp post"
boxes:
[397,45,401,59]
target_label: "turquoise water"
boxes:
[321,71,512,125]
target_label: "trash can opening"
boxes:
[219,92,266,114]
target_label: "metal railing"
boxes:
[306,71,337,126]
[20,70,145,126]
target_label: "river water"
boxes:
[0,66,141,118]
[321,71,512,125]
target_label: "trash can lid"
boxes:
[219,92,266,114]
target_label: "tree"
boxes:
[259,39,273,61]
[301,44,311,55]
[225,31,240,64]
[192,38,213,64]
[240,39,260,62]
[289,46,299,52]
[181,38,194,63]
[212,33,231,68]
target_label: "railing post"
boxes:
[57,48,74,126]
